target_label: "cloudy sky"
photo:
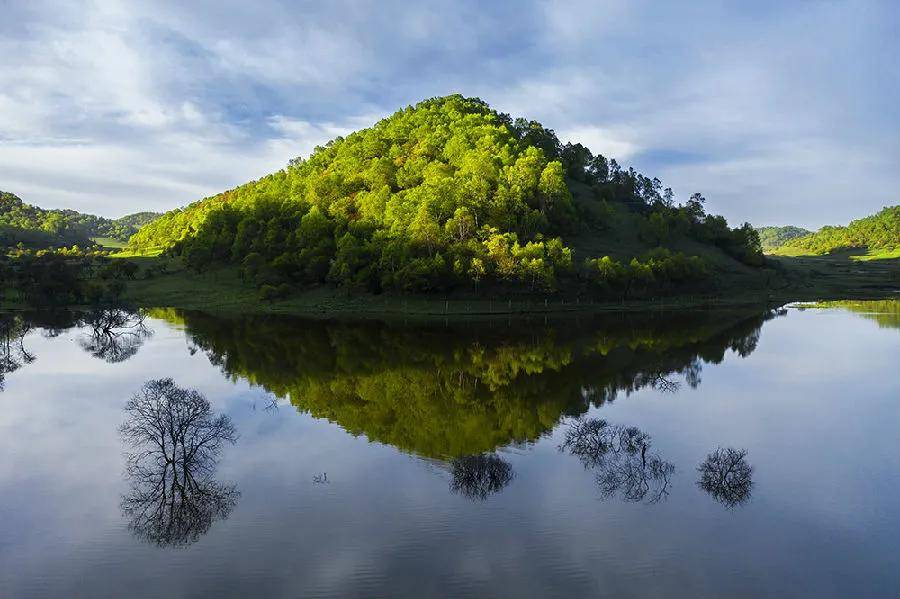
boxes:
[0,0,897,228]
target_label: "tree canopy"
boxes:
[0,190,160,248]
[777,206,899,255]
[127,95,763,296]
[755,226,812,251]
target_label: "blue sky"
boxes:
[0,0,897,228]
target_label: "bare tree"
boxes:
[450,454,515,501]
[79,309,152,363]
[560,418,674,504]
[697,447,753,508]
[0,315,34,391]
[120,378,239,547]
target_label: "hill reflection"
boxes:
[151,308,782,459]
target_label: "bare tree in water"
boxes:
[697,447,753,508]
[450,454,515,501]
[120,378,239,547]
[0,315,34,391]
[79,309,152,363]
[560,418,674,504]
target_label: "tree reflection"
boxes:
[697,447,753,508]
[79,309,152,363]
[119,378,239,547]
[561,418,674,504]
[151,307,782,459]
[449,454,515,501]
[0,314,34,390]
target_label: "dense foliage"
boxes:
[114,211,163,231]
[154,308,777,457]
[130,95,763,296]
[0,249,139,305]
[0,191,160,248]
[779,206,899,255]
[755,226,812,251]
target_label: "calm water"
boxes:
[1,301,898,598]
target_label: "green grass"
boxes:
[109,246,164,258]
[91,236,127,249]
[771,245,900,261]
[106,246,898,319]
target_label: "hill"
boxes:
[130,95,763,299]
[0,191,161,249]
[755,226,811,251]
[114,211,162,231]
[774,206,899,258]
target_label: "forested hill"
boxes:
[755,226,812,251]
[775,206,899,257]
[0,191,160,248]
[129,95,763,297]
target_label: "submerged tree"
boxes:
[119,378,239,547]
[449,453,515,501]
[697,447,753,509]
[0,314,34,391]
[560,418,674,503]
[79,309,152,363]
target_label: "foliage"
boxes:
[755,225,812,251]
[0,190,160,248]
[150,307,779,458]
[129,95,763,295]
[0,251,132,305]
[778,206,899,255]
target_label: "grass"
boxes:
[91,236,127,249]
[770,245,900,261]
[114,255,776,319]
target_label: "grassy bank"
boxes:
[109,251,900,319]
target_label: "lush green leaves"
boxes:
[778,206,899,255]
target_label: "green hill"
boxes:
[130,95,763,298]
[774,206,899,258]
[114,211,162,231]
[755,225,812,251]
[0,191,161,249]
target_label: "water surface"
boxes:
[1,302,898,598]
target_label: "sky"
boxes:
[0,0,897,228]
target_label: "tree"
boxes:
[449,454,515,501]
[560,418,674,504]
[119,379,239,547]
[78,309,152,363]
[697,447,753,508]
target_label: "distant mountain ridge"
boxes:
[774,206,899,257]
[0,190,161,248]
[755,226,812,251]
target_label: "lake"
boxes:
[1,301,898,598]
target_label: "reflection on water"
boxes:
[697,447,753,509]
[560,418,674,504]
[80,309,153,363]
[0,314,34,390]
[0,308,154,387]
[1,300,899,597]
[120,378,239,547]
[162,307,781,459]
[449,454,516,501]
[796,299,900,330]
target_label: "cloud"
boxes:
[0,0,896,228]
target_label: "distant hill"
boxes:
[114,211,162,231]
[774,206,899,257]
[130,95,763,297]
[0,191,160,249]
[755,226,812,251]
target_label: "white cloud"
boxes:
[557,125,638,161]
[0,0,895,228]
